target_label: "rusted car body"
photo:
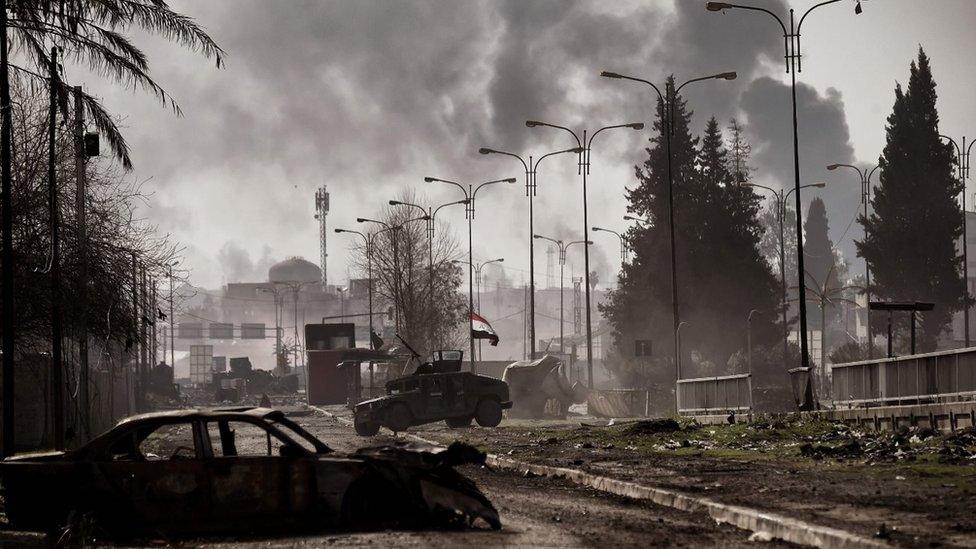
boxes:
[0,407,499,536]
[353,350,512,436]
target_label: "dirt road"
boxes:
[185,411,789,548]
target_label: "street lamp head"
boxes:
[623,215,636,221]
[334,228,345,234]
[496,258,505,263]
[504,178,517,183]
[812,182,827,188]
[388,200,400,206]
[717,71,737,81]
[533,234,543,239]
[355,218,367,223]
[423,176,436,182]
[592,227,602,232]
[525,120,542,127]
[478,148,495,155]
[706,2,733,11]
[629,123,645,130]
[600,71,622,79]
[826,164,840,171]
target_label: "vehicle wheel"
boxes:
[474,398,503,427]
[354,418,380,436]
[445,416,473,428]
[384,403,412,432]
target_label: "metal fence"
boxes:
[677,373,752,415]
[832,347,976,406]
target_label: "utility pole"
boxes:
[1,0,17,459]
[49,47,65,450]
[130,252,138,413]
[169,263,175,378]
[73,85,91,439]
[140,266,148,411]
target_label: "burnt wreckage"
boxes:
[1,407,500,536]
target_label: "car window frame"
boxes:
[104,418,208,462]
[200,416,313,459]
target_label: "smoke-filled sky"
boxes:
[73,0,976,290]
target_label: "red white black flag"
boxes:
[471,312,499,346]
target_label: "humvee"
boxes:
[353,349,512,436]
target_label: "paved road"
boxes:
[186,411,790,548]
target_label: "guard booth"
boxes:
[305,323,389,405]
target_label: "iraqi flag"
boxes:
[471,312,499,346]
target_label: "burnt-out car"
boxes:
[0,407,499,537]
[354,350,512,436]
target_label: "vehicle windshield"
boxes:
[269,416,332,454]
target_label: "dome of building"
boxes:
[268,256,322,284]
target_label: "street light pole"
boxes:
[478,147,581,361]
[592,226,628,266]
[534,235,590,358]
[526,121,643,388]
[426,176,515,371]
[476,258,504,360]
[600,70,736,401]
[745,182,826,366]
[707,0,861,381]
[827,163,879,356]
[938,135,975,347]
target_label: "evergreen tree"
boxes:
[602,76,698,385]
[603,102,779,381]
[803,197,840,329]
[857,48,964,350]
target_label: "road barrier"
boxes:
[677,373,752,415]
[832,346,976,407]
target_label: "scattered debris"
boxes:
[621,418,682,435]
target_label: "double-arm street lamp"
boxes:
[745,182,825,367]
[827,163,879,355]
[600,70,736,404]
[478,146,582,361]
[707,0,863,378]
[526,120,643,388]
[426,176,515,371]
[592,226,628,265]
[474,257,504,361]
[389,199,468,349]
[937,135,976,347]
[335,228,377,350]
[357,216,426,333]
[533,235,591,359]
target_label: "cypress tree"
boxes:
[857,48,964,351]
[803,197,840,330]
[602,76,698,384]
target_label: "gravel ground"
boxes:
[364,409,976,548]
[174,410,791,548]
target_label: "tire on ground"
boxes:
[384,403,412,432]
[474,398,503,427]
[445,415,473,428]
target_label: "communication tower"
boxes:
[314,186,330,286]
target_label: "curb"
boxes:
[309,406,886,549]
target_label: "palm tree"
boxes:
[0,0,222,456]
[7,0,224,168]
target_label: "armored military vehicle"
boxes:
[353,348,512,436]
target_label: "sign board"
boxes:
[634,339,652,357]
[209,323,233,339]
[241,323,266,339]
[178,322,203,339]
[189,345,213,385]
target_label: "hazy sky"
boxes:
[73,0,976,290]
